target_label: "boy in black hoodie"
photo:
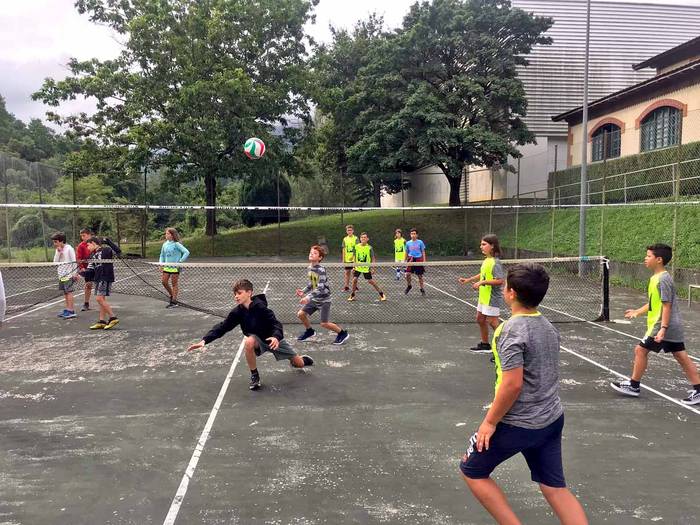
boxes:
[187,279,314,390]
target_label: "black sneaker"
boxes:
[166,301,178,309]
[404,285,412,294]
[420,288,426,296]
[249,374,261,390]
[333,330,350,345]
[681,389,700,405]
[301,355,314,366]
[610,380,640,397]
[81,303,90,312]
[297,328,316,341]
[470,342,491,353]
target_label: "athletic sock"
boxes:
[251,368,259,377]
[630,379,641,389]
[693,383,700,392]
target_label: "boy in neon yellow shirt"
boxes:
[341,225,359,292]
[611,243,700,404]
[348,233,386,302]
[393,229,406,281]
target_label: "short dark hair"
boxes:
[50,232,66,243]
[482,234,501,257]
[410,228,417,234]
[87,236,102,245]
[395,228,402,235]
[506,263,550,308]
[647,243,672,265]
[80,228,93,235]
[233,279,254,293]
[360,231,368,237]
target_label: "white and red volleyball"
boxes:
[243,137,266,160]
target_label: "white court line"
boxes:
[163,280,270,525]
[424,282,700,416]
[4,268,156,323]
[538,302,700,364]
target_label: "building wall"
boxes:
[568,82,700,166]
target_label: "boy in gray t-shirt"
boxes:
[460,263,588,525]
[611,244,700,405]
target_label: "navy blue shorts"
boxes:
[460,414,566,488]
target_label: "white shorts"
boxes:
[477,303,500,317]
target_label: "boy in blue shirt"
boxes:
[404,228,426,296]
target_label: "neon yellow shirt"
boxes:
[354,244,372,273]
[394,237,406,263]
[342,235,358,264]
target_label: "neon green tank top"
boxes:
[343,235,358,263]
[479,257,496,306]
[646,272,665,337]
[491,313,541,394]
[354,244,372,273]
[394,237,406,263]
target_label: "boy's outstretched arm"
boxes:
[476,368,523,452]
[188,309,241,351]
[625,303,649,319]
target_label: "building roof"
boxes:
[551,57,700,124]
[632,35,700,71]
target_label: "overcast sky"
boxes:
[2,0,699,125]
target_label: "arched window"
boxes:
[591,124,621,162]
[640,106,681,152]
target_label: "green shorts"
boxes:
[251,335,298,361]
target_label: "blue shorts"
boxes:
[460,414,566,488]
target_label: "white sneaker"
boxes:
[681,389,700,405]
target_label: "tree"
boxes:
[351,0,552,205]
[313,16,409,206]
[33,0,317,235]
[240,171,291,227]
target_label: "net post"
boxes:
[2,155,11,262]
[514,158,520,259]
[35,163,49,262]
[596,257,610,322]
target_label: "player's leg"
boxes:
[462,475,521,525]
[348,273,359,300]
[477,312,489,343]
[672,350,700,385]
[170,272,180,302]
[631,344,650,382]
[368,275,386,300]
[244,336,261,390]
[343,268,351,291]
[161,271,173,297]
[297,304,316,341]
[539,485,588,525]
[65,291,75,312]
[83,281,92,310]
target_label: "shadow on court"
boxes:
[0,284,698,524]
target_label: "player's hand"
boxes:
[654,328,666,343]
[266,337,280,350]
[295,289,304,298]
[472,281,482,290]
[187,340,206,352]
[299,297,309,305]
[458,277,469,285]
[476,420,496,452]
[624,309,638,319]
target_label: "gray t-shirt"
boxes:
[494,314,564,429]
[489,259,505,307]
[652,272,684,342]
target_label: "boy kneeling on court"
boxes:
[187,279,314,390]
[460,263,587,525]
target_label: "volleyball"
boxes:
[244,137,265,160]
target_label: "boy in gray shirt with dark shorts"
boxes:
[296,245,349,346]
[460,263,588,525]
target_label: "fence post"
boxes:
[514,158,520,259]
[141,165,147,258]
[35,163,49,262]
[277,168,282,257]
[71,170,77,246]
[671,146,682,278]
[2,155,11,261]
[600,132,608,257]
[488,168,494,233]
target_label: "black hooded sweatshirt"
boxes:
[202,294,284,344]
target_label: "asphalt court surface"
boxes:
[1,282,699,524]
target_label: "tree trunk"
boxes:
[372,181,382,207]
[447,175,462,206]
[205,173,217,236]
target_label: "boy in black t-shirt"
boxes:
[86,237,121,330]
[188,279,314,390]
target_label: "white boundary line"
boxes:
[162,280,270,525]
[424,282,700,416]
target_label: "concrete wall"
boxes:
[380,165,450,207]
[568,82,700,166]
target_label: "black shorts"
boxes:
[460,414,566,488]
[344,265,354,271]
[353,270,372,280]
[639,336,685,353]
[80,268,95,283]
[406,256,425,275]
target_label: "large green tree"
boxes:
[34,0,317,235]
[351,0,552,205]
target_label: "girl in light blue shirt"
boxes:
[159,228,190,308]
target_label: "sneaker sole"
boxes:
[104,321,120,330]
[249,384,261,391]
[610,382,640,397]
[297,334,316,342]
[681,397,700,405]
[333,334,350,345]
[471,349,492,354]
